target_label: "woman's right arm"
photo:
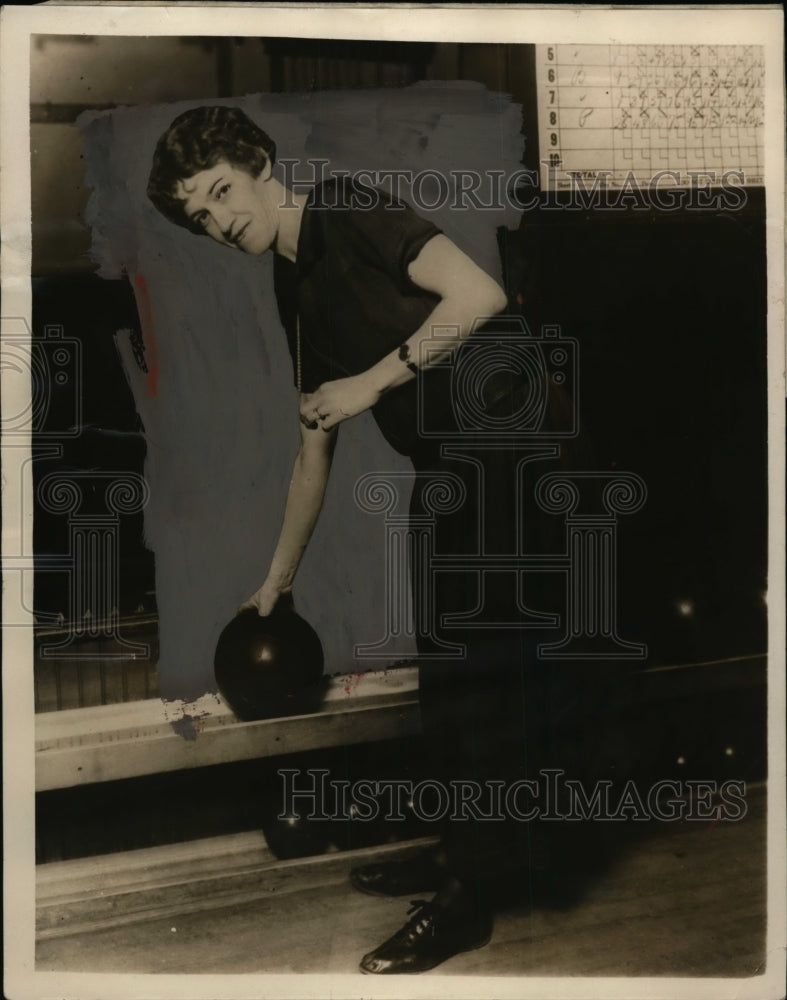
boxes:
[240,397,338,616]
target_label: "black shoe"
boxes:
[350,852,441,897]
[359,899,492,974]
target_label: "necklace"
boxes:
[296,315,302,393]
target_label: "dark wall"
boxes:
[500,199,768,665]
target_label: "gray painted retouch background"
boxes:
[79,85,524,702]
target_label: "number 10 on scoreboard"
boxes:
[536,44,564,188]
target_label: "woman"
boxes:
[148,105,560,974]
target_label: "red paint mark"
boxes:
[343,672,364,696]
[132,273,159,397]
[706,805,723,833]
[515,293,524,306]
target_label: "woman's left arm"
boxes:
[304,235,507,430]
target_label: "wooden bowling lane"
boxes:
[36,783,766,977]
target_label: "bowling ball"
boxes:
[258,762,334,859]
[214,595,324,721]
[262,806,333,859]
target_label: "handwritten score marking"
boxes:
[536,44,765,189]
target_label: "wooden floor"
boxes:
[36,783,767,979]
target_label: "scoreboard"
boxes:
[535,44,765,189]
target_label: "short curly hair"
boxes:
[147,106,277,234]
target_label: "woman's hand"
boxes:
[239,582,291,617]
[299,373,381,431]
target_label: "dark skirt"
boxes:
[406,375,590,901]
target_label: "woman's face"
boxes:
[175,159,277,255]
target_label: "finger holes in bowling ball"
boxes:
[214,598,325,721]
